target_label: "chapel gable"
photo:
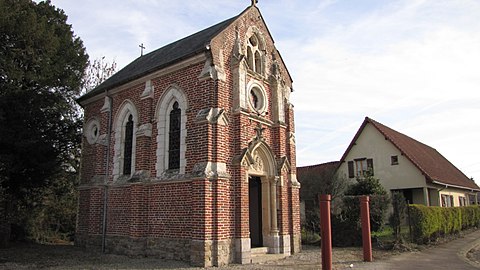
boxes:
[76,3,300,267]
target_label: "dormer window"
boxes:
[247,33,263,74]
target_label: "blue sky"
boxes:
[54,0,480,182]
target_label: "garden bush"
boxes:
[332,171,390,246]
[389,191,407,241]
[409,204,480,244]
[332,194,390,246]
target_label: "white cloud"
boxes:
[286,0,480,182]
[52,0,480,181]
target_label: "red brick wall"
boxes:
[77,6,298,257]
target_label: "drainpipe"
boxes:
[102,93,113,253]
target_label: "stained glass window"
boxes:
[168,102,181,170]
[123,114,133,175]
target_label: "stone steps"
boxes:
[250,247,287,264]
[251,247,268,255]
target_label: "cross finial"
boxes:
[251,0,258,6]
[139,43,145,56]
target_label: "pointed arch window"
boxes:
[247,33,263,74]
[156,86,188,176]
[168,102,181,170]
[113,101,138,181]
[123,114,134,175]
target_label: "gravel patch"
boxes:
[466,245,480,266]
[0,243,395,270]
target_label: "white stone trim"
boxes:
[246,79,268,115]
[195,108,228,126]
[197,50,226,82]
[136,123,152,137]
[245,26,266,76]
[289,173,300,188]
[140,79,154,99]
[191,162,229,178]
[155,85,188,176]
[112,100,138,181]
[84,117,100,145]
[100,96,112,113]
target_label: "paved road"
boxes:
[353,229,480,270]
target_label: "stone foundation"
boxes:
[292,232,302,254]
[75,234,235,267]
[76,234,190,261]
[280,234,291,255]
[191,239,235,267]
[75,233,103,251]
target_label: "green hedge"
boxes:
[409,204,480,244]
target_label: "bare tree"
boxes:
[82,56,117,94]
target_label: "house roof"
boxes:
[297,161,340,181]
[78,4,293,104]
[77,12,241,103]
[340,117,479,191]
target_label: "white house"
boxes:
[337,117,479,207]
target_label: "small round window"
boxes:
[249,86,267,114]
[85,118,100,145]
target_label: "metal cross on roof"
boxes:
[139,43,145,56]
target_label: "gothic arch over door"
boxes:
[242,140,280,253]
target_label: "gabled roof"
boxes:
[297,161,340,181]
[78,12,242,103]
[340,117,479,191]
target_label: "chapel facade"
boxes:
[76,3,300,267]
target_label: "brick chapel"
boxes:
[76,2,300,267]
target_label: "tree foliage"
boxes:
[389,191,407,241]
[332,171,390,246]
[299,165,348,203]
[345,170,387,196]
[298,164,348,235]
[0,0,88,243]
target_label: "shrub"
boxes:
[409,204,480,244]
[389,191,407,241]
[331,194,389,246]
[301,228,321,245]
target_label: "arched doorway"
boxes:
[245,141,280,253]
[248,176,263,247]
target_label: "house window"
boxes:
[469,194,477,205]
[459,196,467,206]
[441,194,454,207]
[391,155,399,165]
[168,102,181,170]
[355,159,368,177]
[246,33,263,74]
[348,158,374,178]
[123,114,134,175]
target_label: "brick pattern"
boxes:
[77,6,299,266]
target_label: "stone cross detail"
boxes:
[251,0,258,6]
[139,43,145,56]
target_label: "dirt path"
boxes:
[1,235,479,270]
[0,243,392,270]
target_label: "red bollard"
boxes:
[318,194,332,270]
[360,195,372,262]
